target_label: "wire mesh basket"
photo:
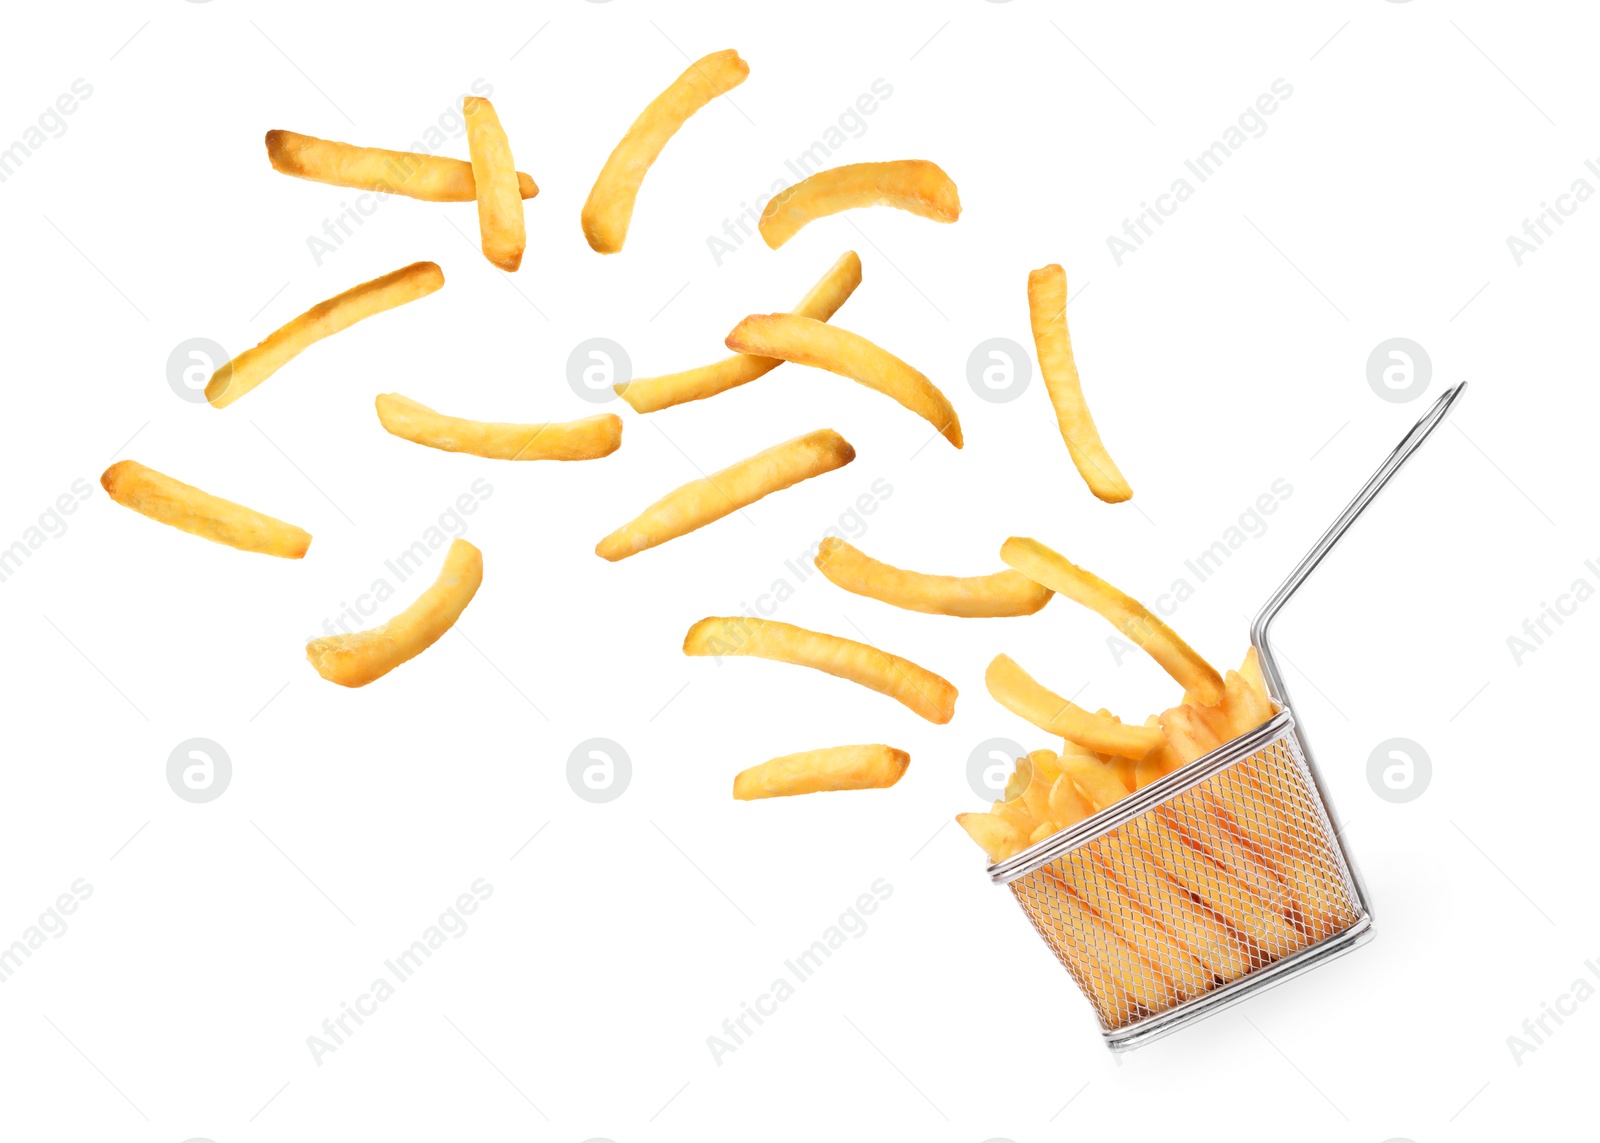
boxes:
[989,383,1465,1050]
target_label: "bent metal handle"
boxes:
[1250,382,1466,704]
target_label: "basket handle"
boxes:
[1250,382,1466,704]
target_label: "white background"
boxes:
[0,1,1593,1140]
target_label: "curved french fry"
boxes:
[985,654,1162,759]
[375,394,621,461]
[305,538,482,688]
[725,313,962,447]
[101,460,310,559]
[207,261,444,408]
[1058,753,1131,813]
[813,536,1050,617]
[1001,536,1224,705]
[265,130,538,201]
[956,812,1027,864]
[582,48,750,253]
[1026,263,1131,503]
[596,429,853,561]
[733,744,909,800]
[616,251,862,413]
[684,616,957,724]
[464,97,525,271]
[759,160,960,249]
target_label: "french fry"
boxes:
[733,744,909,800]
[100,460,310,559]
[375,394,622,461]
[206,261,444,409]
[725,313,963,447]
[957,812,1027,864]
[1219,670,1273,739]
[1059,753,1132,813]
[984,654,1162,759]
[464,97,525,271]
[1239,645,1269,702]
[582,48,750,253]
[813,536,1051,617]
[1026,263,1132,502]
[759,159,960,249]
[1020,749,1061,825]
[1001,537,1224,704]
[1039,865,1182,1011]
[1049,773,1095,827]
[264,130,539,201]
[596,429,853,561]
[683,617,957,724]
[305,538,481,688]
[1159,703,1225,764]
[615,251,862,413]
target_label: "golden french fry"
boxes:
[1159,704,1225,764]
[1048,772,1094,828]
[683,616,957,724]
[1059,754,1131,813]
[956,812,1027,864]
[1026,263,1131,502]
[464,97,525,271]
[1020,749,1061,825]
[101,460,310,559]
[306,538,482,688]
[375,394,621,461]
[596,429,853,561]
[1001,537,1224,704]
[1219,670,1273,739]
[991,793,1034,836]
[984,654,1162,759]
[615,251,862,413]
[759,159,960,249]
[733,744,908,800]
[1040,865,1184,1011]
[1239,645,1269,702]
[725,313,962,448]
[582,48,750,253]
[206,261,444,409]
[813,537,1051,618]
[264,129,539,202]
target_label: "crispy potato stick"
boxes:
[1059,754,1132,813]
[101,460,310,558]
[1001,537,1225,704]
[759,159,960,249]
[1057,861,1211,1002]
[985,655,1162,759]
[1159,704,1225,764]
[1026,263,1132,503]
[725,313,963,447]
[1039,865,1181,1011]
[1219,670,1273,739]
[463,97,525,271]
[615,251,862,413]
[264,130,538,202]
[206,261,444,409]
[813,537,1051,617]
[1049,773,1094,827]
[1098,831,1253,983]
[596,429,853,560]
[1239,645,1269,702]
[581,48,750,253]
[375,394,622,461]
[956,812,1027,864]
[1020,749,1061,826]
[683,617,957,724]
[732,744,909,800]
[306,539,481,687]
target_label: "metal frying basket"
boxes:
[988,383,1466,1051]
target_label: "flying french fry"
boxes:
[596,429,853,561]
[206,261,444,409]
[725,313,963,447]
[759,159,960,249]
[305,538,482,688]
[1001,536,1225,705]
[264,130,539,201]
[101,460,310,558]
[615,251,862,413]
[375,394,622,461]
[813,536,1050,617]
[683,616,957,724]
[464,97,525,270]
[985,654,1162,759]
[732,744,909,800]
[582,48,750,253]
[1026,263,1131,503]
